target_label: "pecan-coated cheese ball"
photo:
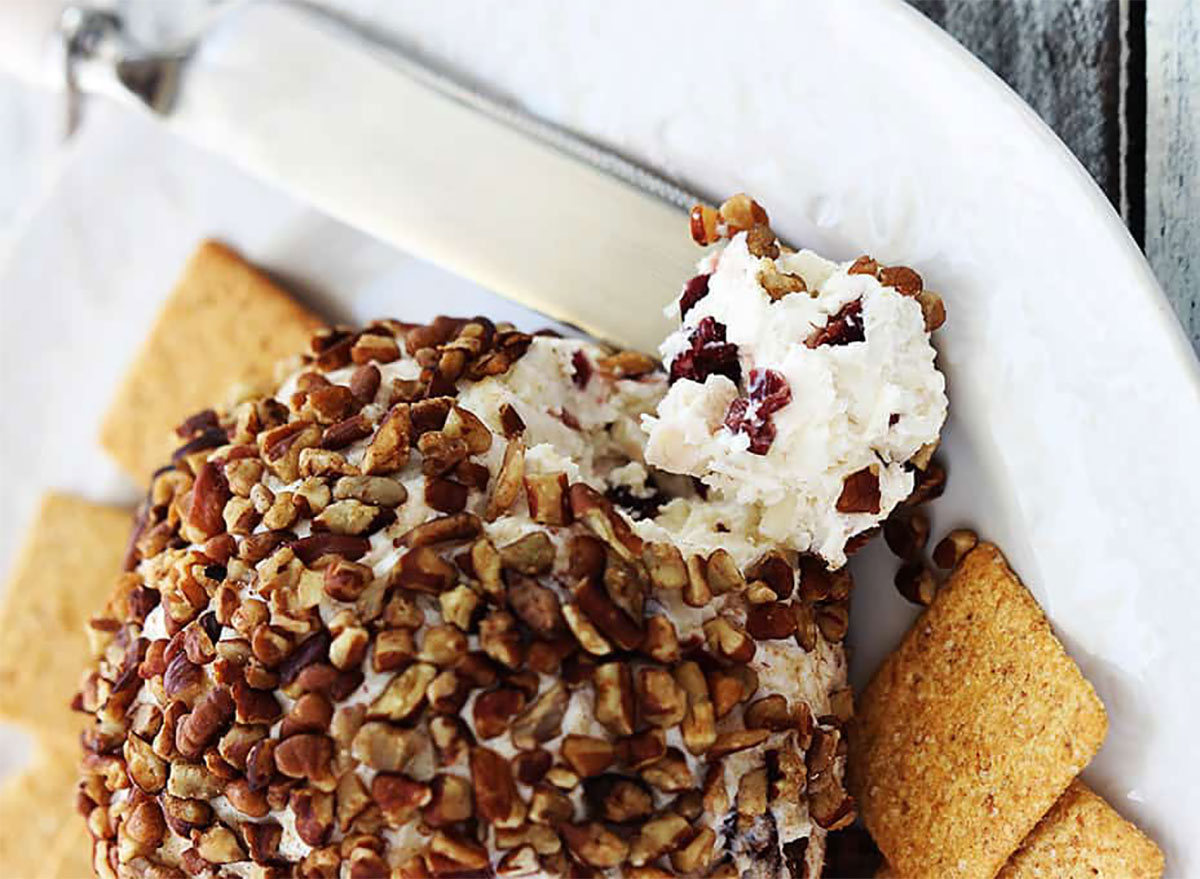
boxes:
[77,315,853,879]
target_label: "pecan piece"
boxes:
[510,682,569,750]
[637,668,687,728]
[368,663,437,722]
[837,465,882,514]
[592,662,635,736]
[400,512,482,548]
[573,580,642,652]
[176,687,235,759]
[933,528,978,570]
[508,575,565,638]
[745,602,797,640]
[371,774,432,825]
[629,813,691,867]
[499,531,555,575]
[361,404,411,474]
[470,747,524,827]
[703,617,756,664]
[560,823,629,869]
[485,439,525,519]
[524,472,570,525]
[561,735,615,778]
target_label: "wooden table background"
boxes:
[910,0,1199,353]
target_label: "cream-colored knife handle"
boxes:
[160,1,696,353]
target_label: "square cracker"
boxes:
[998,779,1163,879]
[0,736,91,879]
[99,240,323,484]
[0,493,132,738]
[848,543,1107,879]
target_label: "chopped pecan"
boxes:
[176,687,234,758]
[508,575,565,638]
[837,465,882,514]
[274,734,334,782]
[291,788,335,846]
[400,512,482,548]
[510,682,569,750]
[259,421,322,483]
[641,615,680,663]
[472,688,527,739]
[629,813,691,867]
[124,735,166,793]
[443,406,492,455]
[670,827,715,874]
[745,602,798,640]
[809,777,856,831]
[573,580,642,651]
[185,461,231,541]
[470,747,524,827]
[894,561,937,606]
[424,774,474,827]
[585,775,652,824]
[479,610,524,668]
[561,735,616,778]
[592,662,635,736]
[816,602,850,642]
[391,546,456,595]
[351,722,413,772]
[569,483,642,561]
[683,555,713,608]
[637,667,687,728]
[904,459,946,507]
[524,472,570,525]
[349,363,382,404]
[879,264,923,295]
[643,542,688,591]
[361,404,411,475]
[368,663,437,722]
[708,729,770,760]
[640,749,692,792]
[513,749,553,786]
[498,403,525,438]
[932,528,978,570]
[485,439,525,519]
[438,585,480,631]
[371,774,432,825]
[560,823,629,869]
[703,617,756,664]
[499,532,555,575]
[334,475,407,507]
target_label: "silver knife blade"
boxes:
[73,0,703,353]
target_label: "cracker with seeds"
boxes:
[0,736,90,879]
[998,779,1163,879]
[0,493,131,737]
[99,240,323,483]
[848,543,1107,879]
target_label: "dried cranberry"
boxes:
[679,273,711,320]
[668,317,742,386]
[724,368,791,455]
[747,368,792,416]
[605,485,666,520]
[571,350,592,389]
[806,299,865,348]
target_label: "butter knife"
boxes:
[59,0,701,353]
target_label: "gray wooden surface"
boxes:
[911,0,1199,354]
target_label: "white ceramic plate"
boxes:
[1,0,1197,873]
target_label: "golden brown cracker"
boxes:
[0,737,90,879]
[0,494,132,738]
[99,240,323,483]
[848,543,1107,879]
[998,780,1163,879]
